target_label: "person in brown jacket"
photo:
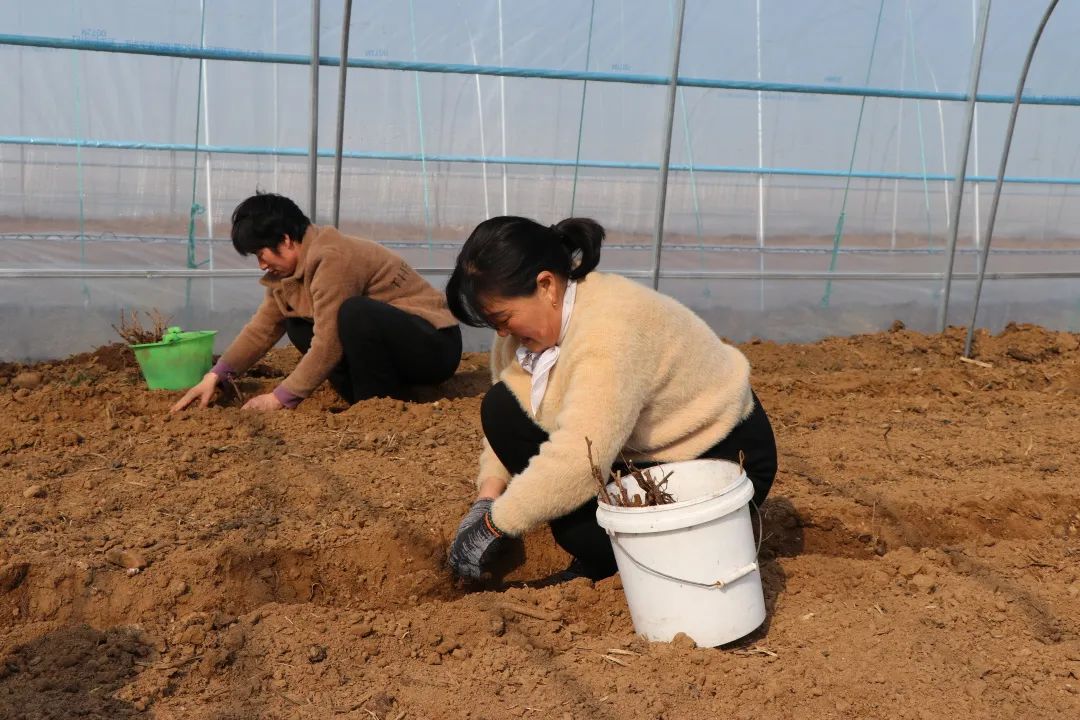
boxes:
[171,192,461,412]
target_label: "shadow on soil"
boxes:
[0,625,150,720]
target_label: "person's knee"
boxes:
[284,317,315,353]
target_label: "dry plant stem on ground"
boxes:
[112,309,172,345]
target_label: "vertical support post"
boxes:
[971,0,982,268]
[17,6,26,219]
[497,0,508,214]
[755,0,765,309]
[890,20,908,249]
[965,0,1061,356]
[924,64,952,233]
[308,0,321,222]
[272,0,281,191]
[199,0,214,247]
[569,0,596,217]
[199,0,215,309]
[186,0,207,272]
[649,0,687,291]
[69,46,87,267]
[407,0,432,249]
[905,2,934,246]
[332,0,353,227]
[457,6,492,219]
[936,0,990,331]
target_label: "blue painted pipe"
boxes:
[2,32,1080,107]
[4,134,1080,186]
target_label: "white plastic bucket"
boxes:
[595,459,765,647]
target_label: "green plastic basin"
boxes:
[130,327,218,391]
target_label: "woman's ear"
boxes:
[535,271,557,304]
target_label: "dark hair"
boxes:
[445,216,604,328]
[230,192,311,256]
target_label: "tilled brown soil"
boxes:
[1,324,1078,719]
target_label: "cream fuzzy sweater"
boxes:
[482,272,754,535]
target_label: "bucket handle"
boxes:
[608,534,759,590]
[606,499,765,590]
[752,498,763,557]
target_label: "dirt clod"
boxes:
[670,632,697,650]
[910,574,937,593]
[104,548,147,571]
[167,579,189,598]
[12,372,42,390]
[21,484,45,499]
[0,563,29,593]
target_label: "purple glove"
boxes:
[448,498,504,580]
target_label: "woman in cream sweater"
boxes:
[445,216,777,581]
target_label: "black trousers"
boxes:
[285,296,462,403]
[481,381,777,580]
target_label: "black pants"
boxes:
[285,296,462,403]
[481,381,778,580]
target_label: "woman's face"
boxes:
[481,272,565,353]
[255,235,300,278]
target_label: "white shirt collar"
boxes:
[515,280,577,415]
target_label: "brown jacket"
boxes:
[219,225,456,399]
[479,272,754,536]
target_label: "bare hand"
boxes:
[170,373,219,413]
[242,392,285,412]
[477,476,508,500]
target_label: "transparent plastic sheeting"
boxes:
[4,1,1080,359]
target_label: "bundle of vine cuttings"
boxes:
[587,438,676,507]
[112,309,172,345]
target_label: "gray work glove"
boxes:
[448,498,504,580]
